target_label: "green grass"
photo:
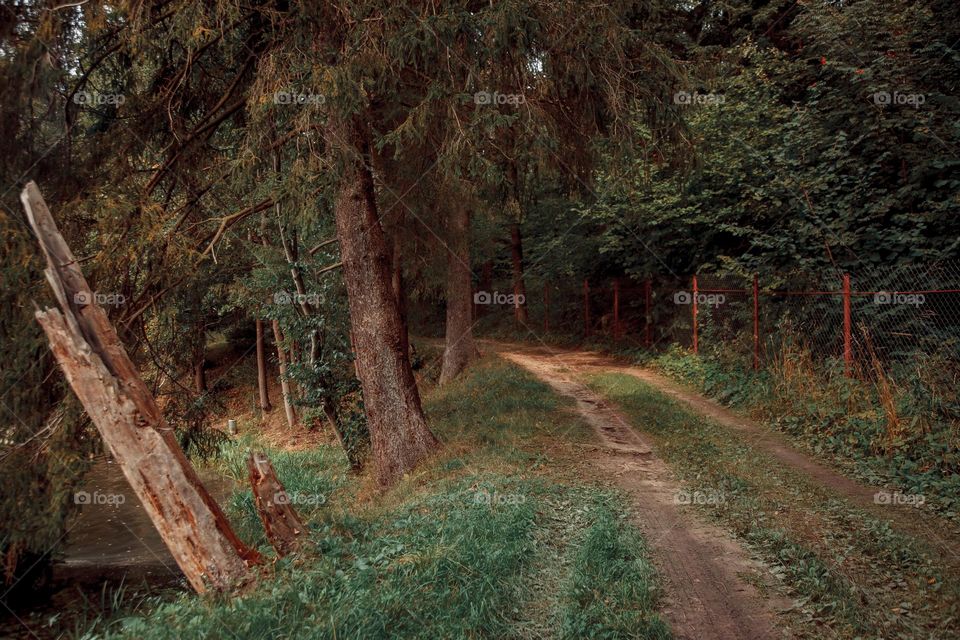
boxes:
[647,346,960,519]
[79,357,669,639]
[586,372,960,640]
[560,496,670,640]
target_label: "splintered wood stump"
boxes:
[246,451,307,556]
[21,182,261,593]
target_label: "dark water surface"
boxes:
[1,457,237,639]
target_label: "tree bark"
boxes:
[22,182,260,594]
[255,318,272,412]
[509,222,529,324]
[274,148,320,365]
[440,200,478,384]
[192,359,207,393]
[192,323,207,393]
[476,260,493,317]
[246,451,306,557]
[391,210,410,360]
[327,115,438,486]
[371,148,411,360]
[257,211,299,429]
[271,319,299,429]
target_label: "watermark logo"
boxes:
[73,91,125,106]
[474,91,525,106]
[274,491,326,506]
[874,490,924,507]
[873,291,925,307]
[474,290,525,306]
[674,489,725,506]
[674,91,725,106]
[872,91,925,108]
[74,491,126,506]
[73,291,126,307]
[273,291,324,306]
[273,91,325,105]
[673,291,725,307]
[472,489,526,506]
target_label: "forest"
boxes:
[1,0,959,638]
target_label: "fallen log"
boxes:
[246,451,307,556]
[22,181,262,593]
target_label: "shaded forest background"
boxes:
[1,0,958,596]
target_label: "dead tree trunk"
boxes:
[328,115,438,486]
[246,451,306,557]
[255,318,272,412]
[22,182,260,593]
[440,199,478,384]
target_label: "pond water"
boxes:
[0,457,237,639]
[63,457,236,568]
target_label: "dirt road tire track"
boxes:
[498,347,793,640]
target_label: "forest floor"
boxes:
[490,340,960,639]
[15,340,960,639]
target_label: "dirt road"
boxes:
[496,344,794,640]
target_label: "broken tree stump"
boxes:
[246,451,307,556]
[21,181,261,593]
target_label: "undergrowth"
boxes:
[587,372,959,640]
[79,357,669,639]
[649,343,960,518]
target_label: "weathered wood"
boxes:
[22,181,261,594]
[245,451,307,556]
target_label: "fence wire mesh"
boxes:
[500,262,960,376]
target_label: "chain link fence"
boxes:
[488,262,960,376]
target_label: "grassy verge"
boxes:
[80,357,669,639]
[586,372,960,640]
[646,346,960,520]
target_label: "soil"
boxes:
[501,342,960,563]
[497,344,795,640]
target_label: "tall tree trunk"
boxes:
[257,211,298,429]
[23,182,260,594]
[509,222,529,323]
[476,259,493,318]
[328,115,438,486]
[372,148,411,360]
[274,148,320,365]
[271,319,299,429]
[440,200,478,384]
[193,359,207,394]
[192,323,207,393]
[255,318,272,412]
[391,210,410,359]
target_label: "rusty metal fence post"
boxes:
[543,284,550,334]
[583,279,591,338]
[613,278,621,341]
[644,278,652,347]
[843,273,853,376]
[753,274,760,370]
[692,275,699,354]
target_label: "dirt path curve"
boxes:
[495,345,793,640]
[489,340,960,565]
